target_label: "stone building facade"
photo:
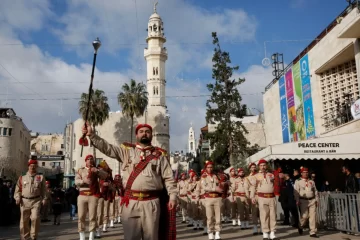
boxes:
[0,108,31,181]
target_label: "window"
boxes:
[42,162,45,167]
[156,87,159,95]
[3,128,7,136]
[153,86,156,94]
[0,127,2,135]
[31,143,36,150]
[41,144,48,151]
[156,67,158,75]
[153,67,155,75]
[190,142,193,151]
[61,144,64,149]
[8,128,12,136]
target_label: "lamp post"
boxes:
[80,37,102,157]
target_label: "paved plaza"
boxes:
[1,215,359,240]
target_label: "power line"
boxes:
[0,92,262,96]
[0,62,44,99]
[0,93,262,101]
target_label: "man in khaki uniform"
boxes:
[202,161,223,240]
[187,170,195,227]
[83,123,177,240]
[195,169,208,235]
[76,154,108,240]
[219,174,231,223]
[190,174,201,229]
[250,159,277,240]
[228,167,238,226]
[247,162,260,235]
[14,157,47,240]
[233,168,250,229]
[111,174,123,224]
[41,181,52,222]
[177,173,188,223]
[294,167,319,238]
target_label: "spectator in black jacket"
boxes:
[65,184,79,220]
[283,171,299,228]
[52,198,63,225]
[342,165,359,193]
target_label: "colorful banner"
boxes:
[292,62,306,140]
[279,76,290,143]
[300,54,316,139]
[285,69,296,142]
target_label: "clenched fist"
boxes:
[82,122,94,137]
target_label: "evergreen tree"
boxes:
[205,32,253,169]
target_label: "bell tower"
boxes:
[144,2,170,152]
[188,126,196,157]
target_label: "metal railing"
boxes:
[317,193,360,233]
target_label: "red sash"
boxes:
[120,147,160,207]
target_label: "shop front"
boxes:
[246,131,360,191]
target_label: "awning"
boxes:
[246,131,360,163]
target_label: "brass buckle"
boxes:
[138,192,144,200]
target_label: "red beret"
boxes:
[248,162,256,168]
[114,174,120,177]
[300,167,308,173]
[46,181,50,185]
[135,124,152,134]
[28,159,38,166]
[237,168,244,172]
[205,161,214,168]
[258,159,267,166]
[180,173,186,177]
[229,167,235,172]
[85,154,94,161]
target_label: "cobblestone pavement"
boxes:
[1,215,360,240]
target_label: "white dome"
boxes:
[149,12,161,20]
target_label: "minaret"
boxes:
[188,126,196,157]
[144,2,170,152]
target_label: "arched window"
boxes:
[156,87,159,95]
[149,26,152,31]
[153,67,155,75]
[153,24,157,31]
[153,86,156,95]
[156,67,158,75]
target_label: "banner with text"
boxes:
[285,69,296,142]
[300,54,316,139]
[279,76,290,143]
[293,62,306,141]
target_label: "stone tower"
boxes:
[144,3,170,152]
[188,126,196,157]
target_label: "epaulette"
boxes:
[121,142,136,149]
[155,147,167,156]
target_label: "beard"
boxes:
[139,136,151,144]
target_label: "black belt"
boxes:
[22,196,40,200]
[300,197,314,200]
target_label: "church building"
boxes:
[63,4,170,188]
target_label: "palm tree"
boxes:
[117,79,148,143]
[79,89,110,159]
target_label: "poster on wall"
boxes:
[300,54,316,139]
[285,69,296,142]
[292,62,306,140]
[279,76,290,143]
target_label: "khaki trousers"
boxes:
[258,197,277,233]
[230,201,237,219]
[205,197,222,233]
[299,199,317,234]
[77,195,99,232]
[221,198,231,219]
[187,196,193,219]
[103,200,110,225]
[199,199,207,227]
[41,202,49,220]
[236,196,249,221]
[122,198,160,240]
[96,198,104,228]
[179,196,188,219]
[20,198,41,240]
[251,195,259,225]
[111,198,120,219]
[191,200,200,221]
